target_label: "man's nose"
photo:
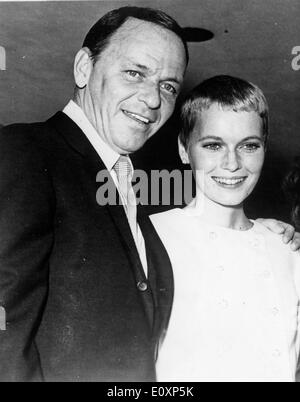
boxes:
[222,150,241,172]
[138,83,161,110]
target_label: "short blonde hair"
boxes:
[179,75,269,149]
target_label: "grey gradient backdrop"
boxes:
[0,0,299,220]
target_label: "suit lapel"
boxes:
[107,203,155,329]
[137,206,174,343]
[46,112,155,329]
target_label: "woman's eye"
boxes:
[203,143,222,151]
[241,143,261,152]
[161,83,177,95]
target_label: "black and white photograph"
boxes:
[0,0,300,384]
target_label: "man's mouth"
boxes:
[212,176,247,187]
[122,110,152,125]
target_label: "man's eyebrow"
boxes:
[133,63,149,71]
[161,76,183,85]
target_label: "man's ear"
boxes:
[178,136,190,164]
[74,48,93,89]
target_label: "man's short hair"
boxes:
[179,75,269,149]
[83,6,189,66]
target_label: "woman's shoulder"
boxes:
[254,221,300,293]
[254,220,295,246]
[253,220,298,256]
[150,208,186,230]
[150,208,193,251]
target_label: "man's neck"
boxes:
[73,92,99,136]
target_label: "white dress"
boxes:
[151,208,300,382]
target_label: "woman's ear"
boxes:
[178,136,190,165]
[74,48,93,89]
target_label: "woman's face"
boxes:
[180,104,266,208]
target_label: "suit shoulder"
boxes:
[0,122,57,177]
[0,121,50,146]
[0,120,59,160]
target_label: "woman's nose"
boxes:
[138,83,161,110]
[222,150,241,172]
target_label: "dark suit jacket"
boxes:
[0,112,174,382]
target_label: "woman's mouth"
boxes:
[212,176,247,188]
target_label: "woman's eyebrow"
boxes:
[198,135,263,142]
[240,136,264,142]
[198,136,223,141]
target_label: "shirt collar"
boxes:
[63,100,120,172]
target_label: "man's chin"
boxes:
[117,139,149,154]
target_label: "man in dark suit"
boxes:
[0,6,298,382]
[0,6,188,382]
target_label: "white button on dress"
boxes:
[209,232,218,241]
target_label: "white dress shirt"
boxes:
[151,208,300,382]
[63,100,148,276]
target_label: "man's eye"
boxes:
[161,82,177,95]
[125,70,142,79]
[241,143,261,152]
[203,143,222,151]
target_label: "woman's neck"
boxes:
[185,191,252,231]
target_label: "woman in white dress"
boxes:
[151,75,300,382]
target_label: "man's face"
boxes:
[79,18,187,154]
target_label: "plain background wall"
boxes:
[0,0,299,220]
